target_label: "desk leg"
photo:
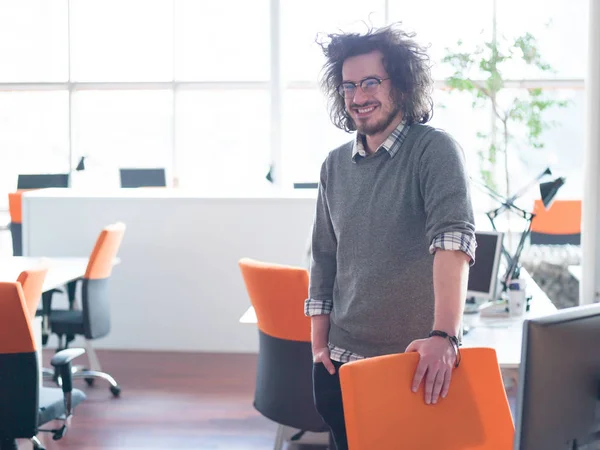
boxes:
[501,368,519,417]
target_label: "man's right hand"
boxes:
[313,346,336,375]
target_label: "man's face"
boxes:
[341,50,401,136]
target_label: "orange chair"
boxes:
[47,222,126,397]
[339,347,514,450]
[238,258,331,450]
[0,281,86,450]
[8,191,26,256]
[531,199,581,245]
[17,267,49,320]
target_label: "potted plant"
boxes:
[441,21,569,200]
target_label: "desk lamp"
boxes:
[475,167,565,293]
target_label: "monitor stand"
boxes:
[464,296,482,314]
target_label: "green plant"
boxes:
[442,24,569,199]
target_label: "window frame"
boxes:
[0,0,586,209]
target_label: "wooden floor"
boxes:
[16,348,520,450]
[21,350,306,450]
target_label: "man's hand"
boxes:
[313,346,336,375]
[405,337,456,404]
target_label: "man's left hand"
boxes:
[405,337,456,405]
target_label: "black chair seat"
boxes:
[50,310,84,336]
[38,387,86,426]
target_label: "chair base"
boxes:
[44,366,121,397]
[32,435,46,450]
[271,425,332,450]
[73,369,121,397]
[273,424,285,450]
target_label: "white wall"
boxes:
[22,189,317,353]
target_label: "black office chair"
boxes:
[238,258,332,449]
[47,223,126,397]
[7,192,24,256]
[9,174,69,255]
[119,168,166,188]
[16,173,69,190]
[0,281,86,450]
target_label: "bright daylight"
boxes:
[0,1,598,449]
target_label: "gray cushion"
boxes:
[49,310,85,336]
[38,387,86,426]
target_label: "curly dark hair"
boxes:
[317,23,434,132]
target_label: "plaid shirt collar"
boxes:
[351,121,410,162]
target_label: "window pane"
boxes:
[493,88,584,204]
[0,91,69,207]
[0,0,68,82]
[281,0,386,83]
[176,90,271,192]
[282,89,352,186]
[496,0,588,79]
[72,90,173,188]
[434,88,585,222]
[388,1,494,80]
[174,0,269,81]
[70,0,173,82]
[428,89,495,216]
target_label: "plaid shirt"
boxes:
[305,122,477,363]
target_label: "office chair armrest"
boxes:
[51,348,86,394]
[66,278,81,310]
[51,348,86,367]
[40,289,64,346]
[42,289,61,316]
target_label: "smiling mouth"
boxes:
[353,104,378,118]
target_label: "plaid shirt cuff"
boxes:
[429,231,477,266]
[304,298,333,316]
[328,344,365,362]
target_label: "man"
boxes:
[306,24,476,450]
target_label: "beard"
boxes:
[352,102,402,136]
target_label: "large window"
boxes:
[0,0,588,210]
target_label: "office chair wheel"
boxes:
[110,385,121,397]
[52,425,67,440]
[84,377,95,386]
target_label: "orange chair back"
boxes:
[16,267,48,320]
[84,222,126,280]
[238,257,311,342]
[0,282,36,354]
[339,347,514,450]
[532,199,581,236]
[8,191,25,224]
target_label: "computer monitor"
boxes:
[466,230,504,301]
[17,173,69,190]
[119,168,166,188]
[514,303,600,449]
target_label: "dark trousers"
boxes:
[313,360,348,450]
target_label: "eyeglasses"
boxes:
[337,77,390,98]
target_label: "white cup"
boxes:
[508,278,527,317]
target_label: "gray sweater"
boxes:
[308,124,475,357]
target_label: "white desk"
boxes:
[568,265,581,281]
[239,270,556,370]
[0,211,9,231]
[0,256,90,290]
